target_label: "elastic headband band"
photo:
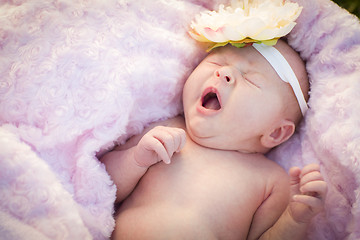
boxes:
[252,43,308,116]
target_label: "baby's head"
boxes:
[183,39,309,153]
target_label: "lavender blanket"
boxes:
[1,0,359,239]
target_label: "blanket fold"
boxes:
[1,0,360,239]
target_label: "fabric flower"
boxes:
[189,0,302,51]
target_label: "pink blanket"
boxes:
[0,0,359,239]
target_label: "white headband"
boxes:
[252,43,308,116]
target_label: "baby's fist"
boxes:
[288,164,327,223]
[134,126,186,167]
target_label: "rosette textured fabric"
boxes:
[1,0,360,239]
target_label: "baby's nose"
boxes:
[215,67,235,84]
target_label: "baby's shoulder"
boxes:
[245,153,289,180]
[257,155,290,196]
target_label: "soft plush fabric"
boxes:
[269,0,360,239]
[0,0,216,239]
[0,0,359,239]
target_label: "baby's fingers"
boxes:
[169,128,186,153]
[288,167,301,196]
[300,163,320,177]
[293,194,324,213]
[159,127,186,161]
[300,180,327,199]
[300,170,324,187]
[144,135,171,164]
[177,129,186,152]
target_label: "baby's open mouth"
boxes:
[202,91,221,110]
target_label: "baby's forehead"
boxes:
[210,44,253,56]
[209,45,273,70]
[210,45,263,63]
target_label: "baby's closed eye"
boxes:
[243,73,261,89]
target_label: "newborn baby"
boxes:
[101,40,327,239]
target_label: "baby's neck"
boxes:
[175,115,269,155]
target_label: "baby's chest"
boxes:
[137,151,268,232]
[144,148,268,211]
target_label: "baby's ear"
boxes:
[260,119,295,149]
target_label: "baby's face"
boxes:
[183,44,295,152]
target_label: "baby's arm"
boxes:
[259,164,327,240]
[100,126,186,202]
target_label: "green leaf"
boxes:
[206,42,229,52]
[260,38,279,46]
[230,42,247,48]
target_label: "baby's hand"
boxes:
[288,164,327,224]
[133,126,186,168]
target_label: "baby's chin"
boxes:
[188,130,269,154]
[185,126,218,148]
[187,130,235,151]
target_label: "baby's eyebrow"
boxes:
[233,57,253,73]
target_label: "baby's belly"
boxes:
[114,154,262,239]
[114,203,219,240]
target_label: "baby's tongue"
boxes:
[204,97,221,110]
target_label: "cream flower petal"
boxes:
[221,24,244,41]
[189,0,302,48]
[188,29,211,42]
[200,27,229,42]
[254,22,296,40]
[237,18,267,40]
